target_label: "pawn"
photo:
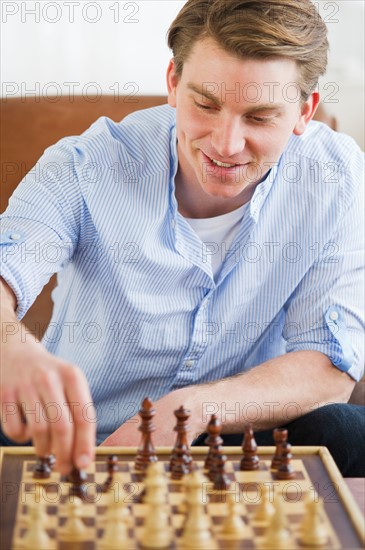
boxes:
[102,455,119,492]
[181,471,217,549]
[254,484,275,523]
[262,496,292,549]
[99,489,132,549]
[220,493,248,537]
[240,424,260,471]
[59,496,87,541]
[19,499,51,550]
[300,496,328,547]
[211,451,231,490]
[276,443,295,480]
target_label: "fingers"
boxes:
[0,388,30,443]
[0,358,96,475]
[62,364,96,471]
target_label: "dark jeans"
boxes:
[2,403,364,476]
[192,403,365,477]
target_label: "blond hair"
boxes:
[167,0,328,100]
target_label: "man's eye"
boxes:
[194,101,213,111]
[249,116,271,123]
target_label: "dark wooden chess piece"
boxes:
[211,449,231,490]
[276,442,295,480]
[240,424,260,471]
[68,467,89,500]
[33,456,52,479]
[271,428,288,469]
[204,414,223,472]
[170,406,193,479]
[102,455,119,492]
[134,397,158,472]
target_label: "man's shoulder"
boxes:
[285,120,363,169]
[46,104,176,175]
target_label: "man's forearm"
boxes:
[184,351,355,436]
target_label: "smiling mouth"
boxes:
[210,158,237,168]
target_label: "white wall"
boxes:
[1,0,364,148]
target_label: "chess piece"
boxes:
[170,406,193,479]
[59,496,87,541]
[33,456,52,479]
[140,462,172,548]
[271,428,288,469]
[220,492,248,537]
[19,499,51,549]
[102,455,119,492]
[300,496,329,546]
[240,424,260,471]
[99,488,132,548]
[263,495,293,549]
[68,467,89,501]
[181,471,217,549]
[204,414,223,472]
[276,443,295,480]
[254,484,275,523]
[135,397,158,472]
[211,449,231,490]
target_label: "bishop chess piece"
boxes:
[170,405,193,479]
[204,414,223,472]
[135,397,158,472]
[240,424,260,471]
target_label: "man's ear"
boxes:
[166,59,179,108]
[293,92,321,136]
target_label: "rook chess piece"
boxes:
[276,443,295,480]
[170,405,193,479]
[271,428,288,469]
[135,397,158,472]
[300,495,329,547]
[240,424,260,471]
[33,456,52,480]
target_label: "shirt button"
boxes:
[185,360,194,368]
[171,220,176,229]
[329,311,339,321]
[9,233,21,241]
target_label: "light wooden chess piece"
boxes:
[140,462,172,548]
[99,483,133,549]
[59,496,87,541]
[254,484,275,523]
[300,496,329,546]
[17,498,52,550]
[262,495,293,549]
[220,492,249,538]
[181,471,217,549]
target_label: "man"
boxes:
[1,0,364,476]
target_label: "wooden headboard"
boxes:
[1,96,167,334]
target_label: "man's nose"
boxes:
[211,117,245,159]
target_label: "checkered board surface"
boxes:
[1,448,364,550]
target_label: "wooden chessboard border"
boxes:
[1,445,364,548]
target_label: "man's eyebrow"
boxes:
[187,83,222,105]
[187,83,286,113]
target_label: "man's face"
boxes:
[167,38,318,216]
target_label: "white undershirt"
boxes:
[185,202,250,279]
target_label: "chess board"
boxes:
[1,446,364,549]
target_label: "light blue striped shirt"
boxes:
[1,104,364,442]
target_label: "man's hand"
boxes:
[0,279,96,474]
